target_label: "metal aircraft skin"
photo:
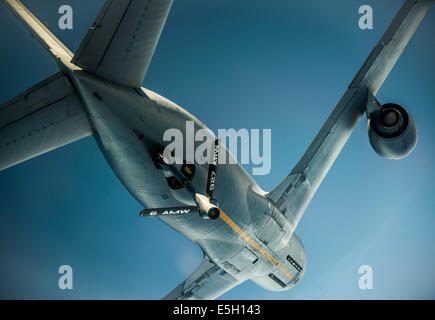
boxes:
[0,0,432,299]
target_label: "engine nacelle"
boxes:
[367,103,417,160]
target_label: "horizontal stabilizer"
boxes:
[163,256,242,300]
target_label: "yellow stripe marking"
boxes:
[219,210,294,280]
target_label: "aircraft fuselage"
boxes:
[70,70,306,292]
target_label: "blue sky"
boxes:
[0,0,434,299]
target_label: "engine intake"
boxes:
[368,103,417,159]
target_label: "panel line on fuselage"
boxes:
[218,210,294,281]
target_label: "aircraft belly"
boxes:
[69,71,295,281]
[70,72,254,239]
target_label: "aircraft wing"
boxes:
[163,256,242,300]
[4,0,77,69]
[72,0,173,88]
[0,72,91,171]
[268,0,433,231]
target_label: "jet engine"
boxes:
[367,103,417,159]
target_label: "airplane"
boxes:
[0,0,432,299]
